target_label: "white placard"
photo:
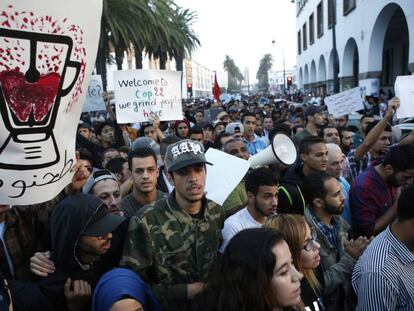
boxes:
[395,75,414,119]
[82,75,105,112]
[0,1,102,204]
[325,87,364,118]
[113,69,183,123]
[205,148,250,206]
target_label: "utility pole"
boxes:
[332,0,340,93]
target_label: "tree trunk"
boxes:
[95,20,108,91]
[134,45,143,69]
[115,47,124,70]
[159,53,166,70]
[175,53,184,71]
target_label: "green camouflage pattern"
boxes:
[120,191,224,310]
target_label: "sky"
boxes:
[174,0,297,83]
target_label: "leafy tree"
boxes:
[223,55,244,93]
[256,54,273,92]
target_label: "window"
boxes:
[309,13,315,45]
[317,1,324,37]
[328,0,336,29]
[303,23,307,51]
[298,30,302,55]
[343,0,356,16]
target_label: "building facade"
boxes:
[295,0,414,96]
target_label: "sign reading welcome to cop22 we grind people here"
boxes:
[113,69,183,123]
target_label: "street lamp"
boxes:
[331,0,340,93]
[272,40,286,94]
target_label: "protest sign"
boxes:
[325,87,364,118]
[395,75,414,119]
[205,148,250,206]
[0,0,102,204]
[82,75,105,112]
[113,69,183,123]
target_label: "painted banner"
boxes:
[325,87,364,118]
[0,1,102,204]
[395,75,414,119]
[113,69,183,123]
[82,74,105,112]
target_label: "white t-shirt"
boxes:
[219,207,262,253]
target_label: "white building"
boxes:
[295,0,414,96]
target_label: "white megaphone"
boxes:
[249,133,297,168]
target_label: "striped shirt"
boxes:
[352,226,414,311]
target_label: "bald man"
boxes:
[326,143,352,225]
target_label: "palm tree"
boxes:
[170,8,200,72]
[256,54,273,92]
[223,55,243,93]
[96,0,154,90]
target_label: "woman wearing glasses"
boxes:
[266,214,325,311]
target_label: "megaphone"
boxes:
[249,133,297,168]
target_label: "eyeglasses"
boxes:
[303,228,318,252]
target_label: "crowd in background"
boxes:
[0,89,413,311]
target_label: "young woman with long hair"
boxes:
[197,227,303,311]
[265,214,325,311]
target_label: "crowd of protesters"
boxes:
[0,89,413,311]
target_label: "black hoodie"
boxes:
[11,194,128,311]
[278,162,307,215]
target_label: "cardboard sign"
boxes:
[205,148,250,206]
[0,1,102,204]
[325,87,364,118]
[82,75,105,112]
[395,75,414,119]
[113,69,183,123]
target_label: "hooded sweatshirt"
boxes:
[278,163,307,215]
[11,194,127,311]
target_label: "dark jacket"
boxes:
[1,194,62,281]
[11,194,128,311]
[278,163,307,215]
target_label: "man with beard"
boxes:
[121,140,224,311]
[83,169,123,215]
[303,172,371,311]
[219,167,279,252]
[350,144,414,238]
[294,105,325,145]
[121,148,167,217]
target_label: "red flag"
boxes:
[213,73,221,101]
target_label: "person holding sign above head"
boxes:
[139,115,165,144]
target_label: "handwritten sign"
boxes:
[325,87,364,118]
[395,75,414,119]
[0,0,102,204]
[113,69,183,123]
[205,148,250,206]
[82,75,105,112]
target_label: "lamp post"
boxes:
[272,40,286,94]
[332,0,340,93]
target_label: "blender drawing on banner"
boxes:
[0,27,81,170]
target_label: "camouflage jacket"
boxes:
[120,191,224,311]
